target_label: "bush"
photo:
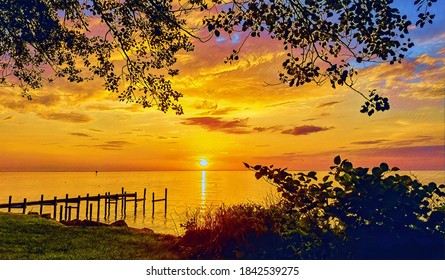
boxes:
[178,204,297,259]
[245,156,445,259]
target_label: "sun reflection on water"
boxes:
[201,170,207,206]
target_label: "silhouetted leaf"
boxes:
[372,167,382,177]
[380,163,389,172]
[308,171,317,179]
[334,155,341,165]
[343,161,353,171]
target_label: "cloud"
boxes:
[194,99,238,116]
[38,112,93,123]
[70,132,91,137]
[195,100,218,110]
[95,141,133,150]
[302,118,318,121]
[181,117,251,134]
[351,140,388,145]
[85,102,142,112]
[356,53,445,100]
[2,116,13,120]
[317,101,342,108]
[266,101,297,108]
[209,107,239,115]
[253,126,281,132]
[89,128,104,132]
[282,125,333,136]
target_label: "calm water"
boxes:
[0,170,443,235]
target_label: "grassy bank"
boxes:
[0,212,179,259]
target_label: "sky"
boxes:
[0,1,444,172]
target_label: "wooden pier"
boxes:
[0,187,168,222]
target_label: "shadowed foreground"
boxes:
[0,213,179,260]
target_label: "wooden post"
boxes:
[68,206,72,221]
[114,194,118,218]
[76,195,81,220]
[86,193,90,219]
[22,198,27,214]
[89,203,93,220]
[134,192,138,216]
[107,192,111,218]
[53,196,57,220]
[152,192,155,217]
[8,196,12,212]
[164,188,168,217]
[104,192,107,219]
[123,192,127,216]
[64,194,68,221]
[39,194,44,215]
[121,187,124,213]
[97,194,101,221]
[143,188,146,215]
[59,205,63,221]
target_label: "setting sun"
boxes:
[199,159,209,167]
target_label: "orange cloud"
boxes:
[281,125,333,136]
[181,117,251,134]
[37,112,93,123]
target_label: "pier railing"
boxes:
[0,187,168,222]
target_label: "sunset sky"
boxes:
[0,1,444,172]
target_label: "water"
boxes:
[0,170,443,235]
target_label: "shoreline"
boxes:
[0,212,182,260]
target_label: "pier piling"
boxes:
[89,203,93,220]
[64,194,68,221]
[152,192,155,217]
[164,188,168,217]
[143,188,146,215]
[134,192,137,215]
[0,188,161,222]
[39,195,44,215]
[8,196,11,212]
[85,194,90,219]
[22,198,27,214]
[53,196,57,220]
[97,194,101,221]
[76,196,81,220]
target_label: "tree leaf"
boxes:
[343,161,353,171]
[334,155,341,165]
[380,162,389,172]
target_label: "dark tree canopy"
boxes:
[0,0,438,114]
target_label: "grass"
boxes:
[0,212,180,259]
[177,203,297,259]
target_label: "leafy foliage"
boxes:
[179,203,297,259]
[0,0,194,114]
[204,0,437,115]
[0,0,439,114]
[245,156,445,259]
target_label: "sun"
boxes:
[199,158,209,167]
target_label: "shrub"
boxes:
[245,156,445,259]
[178,203,297,259]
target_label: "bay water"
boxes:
[0,170,443,235]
